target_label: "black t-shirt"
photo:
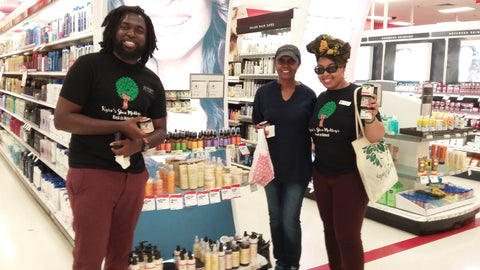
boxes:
[309,84,381,176]
[59,53,167,173]
[252,81,317,183]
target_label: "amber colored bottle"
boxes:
[165,133,172,153]
[167,164,176,194]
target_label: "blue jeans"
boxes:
[264,180,309,268]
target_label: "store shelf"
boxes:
[366,201,480,235]
[237,115,253,123]
[0,105,70,147]
[0,143,74,245]
[0,31,93,58]
[0,89,57,109]
[0,123,68,179]
[228,97,254,104]
[395,164,467,179]
[239,74,278,80]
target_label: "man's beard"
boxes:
[113,39,145,62]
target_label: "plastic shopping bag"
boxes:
[248,130,275,186]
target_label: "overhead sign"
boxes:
[236,9,294,34]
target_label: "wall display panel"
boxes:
[353,46,374,82]
[394,42,432,82]
[108,0,228,132]
[458,39,480,82]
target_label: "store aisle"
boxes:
[1,152,479,270]
[0,157,73,270]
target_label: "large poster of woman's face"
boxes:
[109,0,228,132]
[459,39,480,83]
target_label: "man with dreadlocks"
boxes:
[54,5,167,270]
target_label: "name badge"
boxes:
[339,100,351,106]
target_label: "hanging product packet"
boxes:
[248,130,275,186]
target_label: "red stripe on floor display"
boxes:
[309,217,480,270]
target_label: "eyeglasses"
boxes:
[314,66,338,74]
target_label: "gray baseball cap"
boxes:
[275,44,301,65]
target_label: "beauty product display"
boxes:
[399,183,474,210]
[149,156,249,197]
[156,128,243,153]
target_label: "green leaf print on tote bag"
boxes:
[351,87,398,202]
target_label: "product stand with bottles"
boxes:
[362,87,480,235]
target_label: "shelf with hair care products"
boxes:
[129,232,269,270]
[0,94,71,147]
[1,41,94,76]
[0,129,73,244]
[140,151,253,212]
[0,115,69,180]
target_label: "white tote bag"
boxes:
[248,130,275,186]
[351,88,398,202]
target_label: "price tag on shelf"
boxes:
[221,186,232,200]
[442,95,450,100]
[171,150,183,155]
[426,135,433,139]
[0,66,4,81]
[443,134,451,139]
[209,189,221,204]
[197,191,210,206]
[156,195,170,210]
[226,144,235,150]
[231,184,241,199]
[169,194,184,210]
[455,133,461,138]
[142,197,156,211]
[420,174,429,184]
[184,191,198,207]
[205,147,216,152]
[192,148,203,153]
[457,95,464,101]
[238,144,250,156]
[429,174,439,183]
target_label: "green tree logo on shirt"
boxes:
[116,77,139,109]
[318,101,336,127]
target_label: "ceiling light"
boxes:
[390,21,412,26]
[438,7,474,13]
[366,15,392,21]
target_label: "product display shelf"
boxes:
[387,127,476,141]
[228,97,254,104]
[0,31,93,59]
[0,122,67,179]
[366,200,480,235]
[0,89,56,109]
[371,129,480,234]
[0,139,74,245]
[0,105,70,148]
[239,74,278,80]
[394,164,467,180]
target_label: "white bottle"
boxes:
[146,255,156,270]
[193,236,200,259]
[129,257,141,270]
[154,249,163,270]
[218,244,226,270]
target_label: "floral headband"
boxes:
[306,34,351,67]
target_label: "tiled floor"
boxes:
[1,155,479,270]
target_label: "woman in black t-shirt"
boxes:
[306,34,385,270]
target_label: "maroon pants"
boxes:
[312,168,368,270]
[66,168,148,270]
